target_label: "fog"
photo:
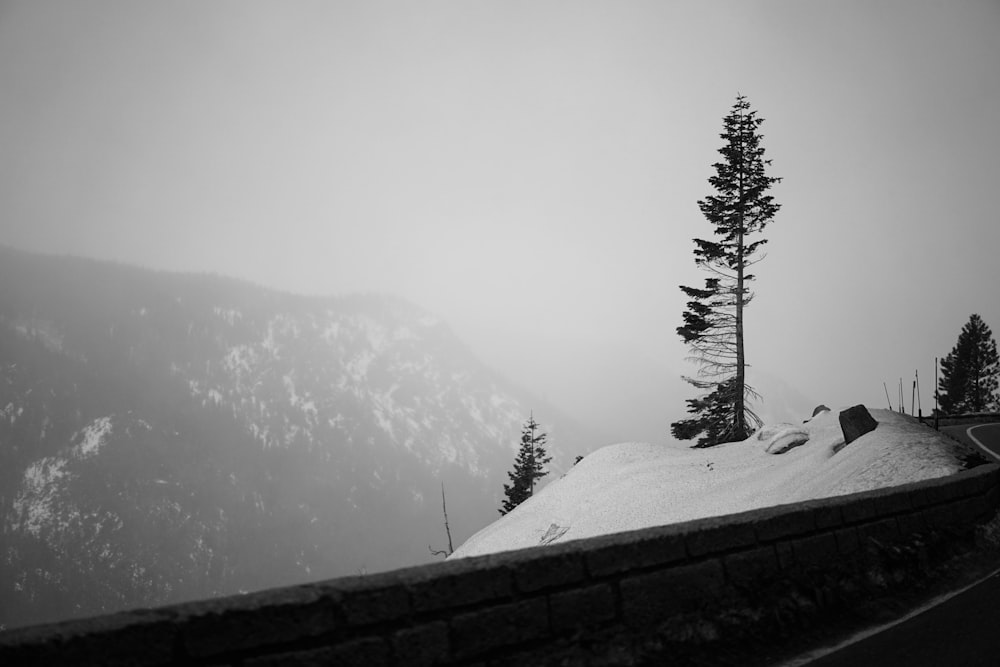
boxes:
[1,0,998,441]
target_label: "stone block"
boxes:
[180,587,337,658]
[812,502,844,529]
[838,405,878,446]
[619,560,725,628]
[723,545,780,586]
[513,549,586,593]
[834,527,860,555]
[245,637,390,667]
[0,610,178,667]
[549,583,617,634]
[335,577,411,626]
[922,477,970,506]
[792,533,839,565]
[775,541,796,570]
[949,463,999,496]
[953,495,991,522]
[840,495,878,524]
[922,503,958,530]
[857,517,900,548]
[585,529,687,577]
[791,532,839,567]
[392,622,449,667]
[406,560,513,613]
[895,511,927,538]
[753,505,817,542]
[908,486,934,509]
[685,517,757,557]
[985,484,1000,510]
[450,598,548,660]
[870,489,913,516]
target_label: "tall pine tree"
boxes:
[671,94,781,447]
[938,314,999,414]
[499,413,551,516]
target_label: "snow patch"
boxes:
[12,318,64,353]
[453,409,969,558]
[757,424,811,454]
[223,345,256,379]
[347,350,375,381]
[2,402,18,424]
[14,457,71,537]
[213,306,242,326]
[74,416,113,459]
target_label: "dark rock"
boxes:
[839,405,878,446]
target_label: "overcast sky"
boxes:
[1,1,998,441]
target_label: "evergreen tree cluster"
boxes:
[499,413,551,516]
[671,94,781,447]
[938,314,999,414]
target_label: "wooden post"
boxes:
[934,357,939,430]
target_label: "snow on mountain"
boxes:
[0,246,594,629]
[452,409,975,558]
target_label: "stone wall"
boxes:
[3,464,999,666]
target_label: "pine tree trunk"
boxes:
[973,347,981,411]
[734,118,746,440]
[528,416,535,497]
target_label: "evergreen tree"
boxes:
[938,314,999,414]
[499,413,551,515]
[671,94,781,447]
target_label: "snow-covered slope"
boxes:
[452,409,972,558]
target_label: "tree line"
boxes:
[938,313,999,414]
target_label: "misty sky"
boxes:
[1,1,998,441]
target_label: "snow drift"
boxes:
[453,409,972,558]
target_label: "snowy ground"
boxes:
[452,408,974,558]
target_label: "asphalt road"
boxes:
[943,422,1000,461]
[797,568,1000,666]
[787,421,1000,666]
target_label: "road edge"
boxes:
[968,423,1000,461]
[777,563,1000,667]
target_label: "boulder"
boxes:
[838,404,878,446]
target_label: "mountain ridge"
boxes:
[0,245,593,629]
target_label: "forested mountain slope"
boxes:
[0,246,584,629]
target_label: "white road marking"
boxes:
[777,565,1000,666]
[968,423,1000,461]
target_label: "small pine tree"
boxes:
[499,413,551,516]
[938,314,999,414]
